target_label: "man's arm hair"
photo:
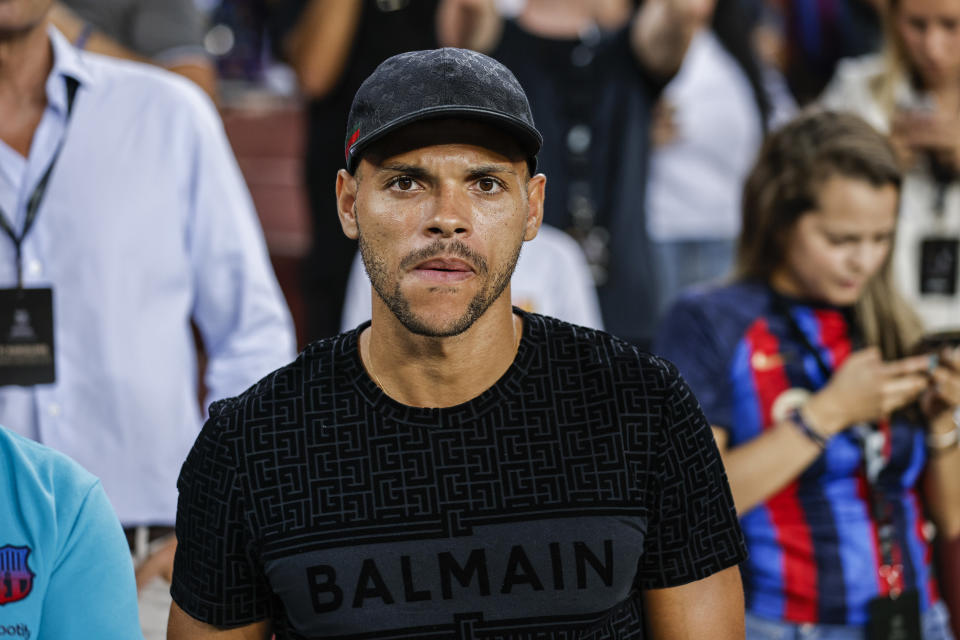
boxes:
[642,566,745,639]
[167,601,272,640]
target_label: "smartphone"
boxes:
[911,330,960,356]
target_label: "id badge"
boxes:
[0,288,55,385]
[919,237,959,295]
[866,589,921,640]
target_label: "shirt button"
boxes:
[27,260,42,276]
[48,403,61,417]
[566,124,592,154]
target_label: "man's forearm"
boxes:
[285,0,363,98]
[630,0,712,80]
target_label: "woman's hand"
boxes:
[891,110,960,174]
[921,347,960,423]
[810,347,931,433]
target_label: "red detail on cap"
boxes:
[345,128,360,162]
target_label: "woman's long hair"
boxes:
[872,0,916,118]
[736,110,923,358]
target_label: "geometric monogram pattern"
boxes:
[172,311,745,639]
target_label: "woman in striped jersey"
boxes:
[655,110,960,639]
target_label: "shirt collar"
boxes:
[44,25,93,115]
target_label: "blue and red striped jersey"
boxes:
[654,281,938,625]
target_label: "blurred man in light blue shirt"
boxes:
[0,424,144,640]
[0,1,297,636]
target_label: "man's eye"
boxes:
[395,176,415,190]
[477,178,500,192]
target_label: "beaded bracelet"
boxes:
[787,407,828,449]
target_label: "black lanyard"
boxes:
[770,291,907,595]
[769,292,838,384]
[0,76,79,288]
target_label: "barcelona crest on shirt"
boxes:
[0,545,34,605]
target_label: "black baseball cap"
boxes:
[344,48,542,174]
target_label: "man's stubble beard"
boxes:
[356,207,524,338]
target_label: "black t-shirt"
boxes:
[171,311,745,639]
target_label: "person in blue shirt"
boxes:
[0,424,143,639]
[655,110,960,638]
[0,1,296,638]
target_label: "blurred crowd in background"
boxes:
[67,0,953,352]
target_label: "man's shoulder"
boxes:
[78,50,215,119]
[0,427,99,511]
[670,280,770,323]
[526,311,673,380]
[654,280,773,361]
[206,331,357,426]
[831,53,886,85]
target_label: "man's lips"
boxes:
[412,257,475,283]
[415,257,474,272]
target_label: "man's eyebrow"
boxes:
[374,163,431,178]
[467,164,518,178]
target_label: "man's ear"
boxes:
[336,168,359,240]
[523,173,547,241]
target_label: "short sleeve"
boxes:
[636,358,746,590]
[170,404,272,627]
[39,482,143,640]
[653,295,733,431]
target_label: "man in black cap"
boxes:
[168,48,747,640]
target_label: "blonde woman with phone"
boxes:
[821,0,960,335]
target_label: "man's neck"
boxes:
[0,22,53,157]
[361,295,522,408]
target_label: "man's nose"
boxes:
[424,182,472,238]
